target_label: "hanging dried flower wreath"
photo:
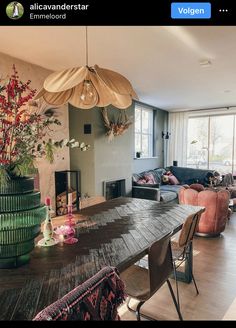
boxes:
[101,107,132,141]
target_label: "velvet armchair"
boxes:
[179,185,230,237]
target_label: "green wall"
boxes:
[69,102,168,197]
[69,107,96,197]
[133,102,168,173]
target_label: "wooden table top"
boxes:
[0,197,204,320]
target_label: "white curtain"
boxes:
[166,112,189,167]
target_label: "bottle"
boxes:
[37,197,58,246]
[43,197,53,241]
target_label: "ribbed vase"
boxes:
[0,177,46,268]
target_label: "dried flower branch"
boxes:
[101,107,132,141]
[0,65,90,185]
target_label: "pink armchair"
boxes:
[179,185,230,237]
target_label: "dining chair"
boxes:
[33,266,126,321]
[120,232,183,321]
[171,210,204,309]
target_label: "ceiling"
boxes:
[0,26,236,112]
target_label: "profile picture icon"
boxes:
[6,2,24,20]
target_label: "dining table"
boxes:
[0,197,204,320]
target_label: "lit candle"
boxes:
[68,193,73,206]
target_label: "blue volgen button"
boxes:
[171,2,211,19]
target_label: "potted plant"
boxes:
[0,65,89,268]
[136,151,142,158]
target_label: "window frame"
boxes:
[134,103,154,158]
[187,113,236,174]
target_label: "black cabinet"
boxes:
[55,170,80,216]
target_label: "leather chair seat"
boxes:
[171,241,185,260]
[120,265,150,301]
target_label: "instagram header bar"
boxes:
[0,0,235,25]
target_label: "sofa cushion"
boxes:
[162,175,169,184]
[134,183,160,188]
[135,178,147,185]
[160,191,177,203]
[189,183,205,192]
[170,166,214,186]
[168,174,180,185]
[153,168,166,183]
[160,185,183,195]
[132,173,143,183]
[132,168,166,186]
[143,172,157,184]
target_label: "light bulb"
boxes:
[80,80,97,105]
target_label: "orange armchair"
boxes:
[179,186,230,237]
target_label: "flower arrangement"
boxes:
[0,65,90,185]
[101,107,132,141]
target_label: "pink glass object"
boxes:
[62,197,77,244]
[54,225,78,244]
[63,225,78,244]
[64,204,76,226]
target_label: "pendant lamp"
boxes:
[35,27,138,109]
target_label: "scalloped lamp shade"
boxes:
[35,65,138,109]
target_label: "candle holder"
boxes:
[38,198,58,247]
[60,196,78,244]
[54,225,78,244]
[64,204,76,226]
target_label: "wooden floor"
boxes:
[119,213,236,320]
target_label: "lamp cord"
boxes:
[85,26,88,67]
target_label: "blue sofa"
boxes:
[132,166,214,203]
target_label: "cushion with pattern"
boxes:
[132,173,143,183]
[143,172,157,184]
[153,168,167,183]
[33,266,126,321]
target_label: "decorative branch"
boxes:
[100,107,132,141]
[0,65,90,185]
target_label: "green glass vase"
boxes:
[0,177,47,268]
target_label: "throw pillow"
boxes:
[136,178,147,185]
[168,174,180,185]
[204,172,214,186]
[132,173,143,183]
[182,184,190,189]
[154,168,166,183]
[213,171,222,186]
[143,172,157,184]
[162,175,169,184]
[189,183,204,192]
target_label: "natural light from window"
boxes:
[135,104,153,158]
[187,115,236,175]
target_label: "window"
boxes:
[135,104,154,157]
[187,114,236,175]
[187,117,209,169]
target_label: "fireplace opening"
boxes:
[55,170,80,216]
[103,179,126,200]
